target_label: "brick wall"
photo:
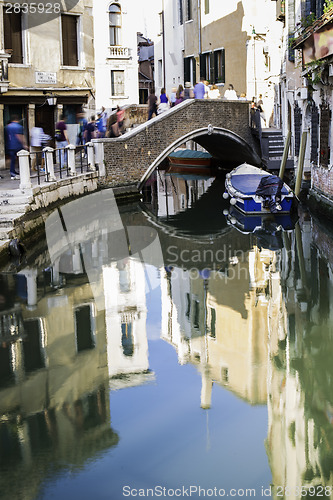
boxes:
[97,99,259,188]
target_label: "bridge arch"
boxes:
[139,125,261,188]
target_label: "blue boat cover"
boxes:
[231,174,289,195]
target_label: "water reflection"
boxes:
[1,176,333,497]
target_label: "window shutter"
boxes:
[4,12,23,64]
[199,54,205,79]
[184,57,190,83]
[192,57,196,85]
[209,52,214,83]
[62,15,78,66]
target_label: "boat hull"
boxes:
[225,163,294,215]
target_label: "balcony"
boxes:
[108,46,130,59]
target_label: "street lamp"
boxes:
[46,94,57,106]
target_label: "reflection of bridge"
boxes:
[96,99,262,189]
[17,189,253,276]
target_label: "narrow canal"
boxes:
[0,170,333,499]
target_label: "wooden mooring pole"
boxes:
[295,131,307,197]
[279,130,291,180]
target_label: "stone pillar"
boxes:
[18,150,32,191]
[0,104,5,171]
[94,141,105,175]
[66,144,76,176]
[86,141,95,170]
[43,147,56,181]
[72,246,82,274]
[27,103,35,135]
[19,268,38,308]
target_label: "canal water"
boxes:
[0,171,333,499]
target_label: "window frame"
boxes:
[109,3,122,46]
[3,8,26,65]
[61,13,80,68]
[111,69,125,96]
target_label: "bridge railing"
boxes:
[17,142,102,191]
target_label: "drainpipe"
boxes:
[198,0,202,59]
[162,0,166,90]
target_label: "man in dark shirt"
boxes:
[147,89,157,120]
[55,114,69,167]
[84,116,97,142]
[6,115,27,179]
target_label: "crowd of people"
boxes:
[4,86,267,179]
[147,80,263,120]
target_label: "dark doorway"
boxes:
[35,105,56,147]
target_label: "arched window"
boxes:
[109,3,121,46]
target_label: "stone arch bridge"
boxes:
[95,99,261,190]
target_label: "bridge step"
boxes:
[261,129,294,170]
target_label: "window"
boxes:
[61,14,78,66]
[214,48,225,84]
[159,12,163,35]
[209,307,216,338]
[75,305,95,352]
[193,300,200,329]
[109,3,121,46]
[121,322,134,357]
[204,0,209,14]
[111,70,125,95]
[184,56,196,85]
[179,0,183,24]
[23,319,46,372]
[186,0,192,20]
[200,53,212,81]
[4,10,23,64]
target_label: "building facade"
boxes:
[93,0,139,113]
[0,0,95,169]
[280,0,333,196]
[154,0,283,123]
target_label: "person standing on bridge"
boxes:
[224,84,238,100]
[193,77,206,99]
[147,88,158,120]
[157,88,170,114]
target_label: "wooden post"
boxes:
[295,131,307,197]
[279,130,291,180]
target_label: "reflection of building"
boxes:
[0,271,118,500]
[157,170,214,217]
[0,234,154,498]
[161,245,277,408]
[267,214,333,496]
[103,258,153,385]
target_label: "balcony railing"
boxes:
[108,46,129,59]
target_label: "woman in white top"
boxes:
[208,84,220,99]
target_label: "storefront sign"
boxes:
[35,72,57,84]
[303,23,333,65]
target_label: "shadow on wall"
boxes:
[201,2,246,96]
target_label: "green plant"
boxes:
[300,12,317,28]
[324,0,333,14]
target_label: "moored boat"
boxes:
[223,163,294,214]
[167,149,213,175]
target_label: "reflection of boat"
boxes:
[225,206,295,250]
[224,163,294,214]
[167,149,213,175]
